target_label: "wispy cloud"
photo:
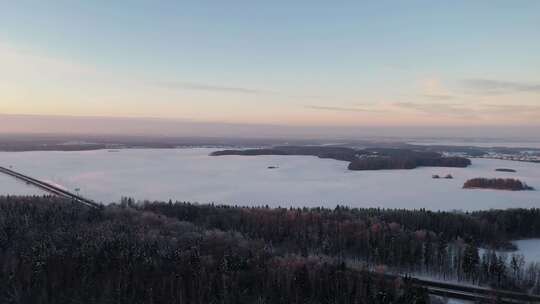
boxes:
[154,81,340,101]
[0,42,102,81]
[461,79,540,95]
[481,104,540,115]
[394,102,476,118]
[394,101,540,120]
[305,105,385,113]
[154,81,368,105]
[154,81,271,95]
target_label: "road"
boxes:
[0,166,101,209]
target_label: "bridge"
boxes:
[0,166,101,209]
[410,276,540,303]
[346,261,540,303]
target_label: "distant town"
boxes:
[445,151,540,163]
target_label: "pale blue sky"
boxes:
[1,1,539,129]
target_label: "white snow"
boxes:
[0,148,538,210]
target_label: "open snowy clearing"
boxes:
[0,148,538,210]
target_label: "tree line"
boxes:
[4,195,540,303]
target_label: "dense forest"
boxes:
[0,196,429,304]
[463,178,534,191]
[3,196,540,303]
[211,146,471,170]
[142,201,540,290]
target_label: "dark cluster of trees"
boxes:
[347,156,470,170]
[211,146,471,171]
[463,178,534,191]
[348,156,419,170]
[0,196,429,304]
[348,150,471,170]
[470,208,540,240]
[416,157,471,168]
[365,207,540,248]
[211,148,290,157]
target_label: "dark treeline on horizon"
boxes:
[3,196,540,303]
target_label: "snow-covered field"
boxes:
[0,148,539,210]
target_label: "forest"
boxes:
[347,156,470,170]
[0,196,428,304]
[3,196,540,303]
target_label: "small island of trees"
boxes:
[496,168,517,173]
[463,178,534,191]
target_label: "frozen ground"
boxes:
[0,148,538,210]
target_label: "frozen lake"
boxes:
[481,239,540,264]
[0,148,539,210]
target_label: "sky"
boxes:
[0,1,539,137]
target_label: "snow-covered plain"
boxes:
[0,148,539,210]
